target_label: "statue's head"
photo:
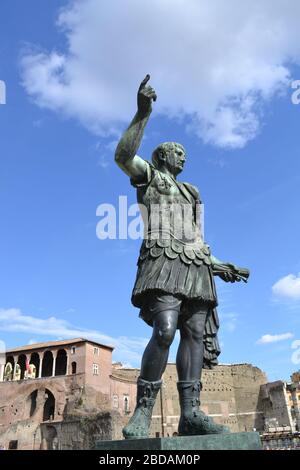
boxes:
[151,142,186,176]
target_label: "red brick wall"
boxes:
[84,343,112,395]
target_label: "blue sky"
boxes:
[0,0,300,382]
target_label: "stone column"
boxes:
[24,354,29,379]
[13,356,18,381]
[52,351,57,377]
[38,353,43,378]
[66,352,70,375]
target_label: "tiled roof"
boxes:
[6,337,114,354]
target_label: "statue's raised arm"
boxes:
[115,74,157,180]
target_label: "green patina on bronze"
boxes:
[114,75,249,440]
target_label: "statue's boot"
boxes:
[177,380,230,435]
[122,377,162,439]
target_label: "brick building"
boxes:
[0,338,115,449]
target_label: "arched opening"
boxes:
[124,396,130,414]
[29,390,38,417]
[44,425,58,450]
[42,351,53,377]
[4,356,14,381]
[5,356,14,368]
[30,353,40,378]
[71,361,77,374]
[43,389,55,422]
[18,354,27,380]
[55,349,67,376]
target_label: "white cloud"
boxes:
[94,139,119,168]
[20,0,300,148]
[0,308,147,365]
[257,333,294,344]
[272,273,300,300]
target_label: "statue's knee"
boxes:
[184,317,205,342]
[154,325,175,348]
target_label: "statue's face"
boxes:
[165,145,186,176]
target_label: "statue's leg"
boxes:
[123,296,179,439]
[141,308,179,381]
[176,304,230,435]
[176,308,207,381]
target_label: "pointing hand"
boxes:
[137,74,157,115]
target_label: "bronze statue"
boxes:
[115,75,249,439]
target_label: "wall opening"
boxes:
[43,389,55,422]
[4,357,14,381]
[8,440,18,450]
[42,351,53,377]
[29,390,38,417]
[30,352,40,378]
[17,354,27,380]
[44,425,58,450]
[124,396,130,414]
[55,349,67,376]
[71,361,77,374]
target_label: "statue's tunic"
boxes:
[131,162,220,369]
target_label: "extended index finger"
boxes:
[138,74,150,91]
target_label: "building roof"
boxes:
[6,337,114,354]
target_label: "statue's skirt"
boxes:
[131,248,220,369]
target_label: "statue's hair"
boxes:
[151,142,185,168]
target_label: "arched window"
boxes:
[71,362,77,374]
[43,389,55,421]
[55,349,67,376]
[17,354,27,380]
[30,353,40,378]
[42,351,53,377]
[29,390,38,417]
[4,358,14,381]
[45,425,58,450]
[124,395,130,414]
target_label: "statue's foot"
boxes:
[178,411,230,436]
[122,408,151,439]
[123,377,162,440]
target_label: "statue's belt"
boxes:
[139,238,212,266]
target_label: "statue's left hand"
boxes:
[212,262,249,283]
[219,271,240,283]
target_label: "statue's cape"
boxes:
[203,307,221,369]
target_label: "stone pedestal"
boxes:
[96,432,262,450]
